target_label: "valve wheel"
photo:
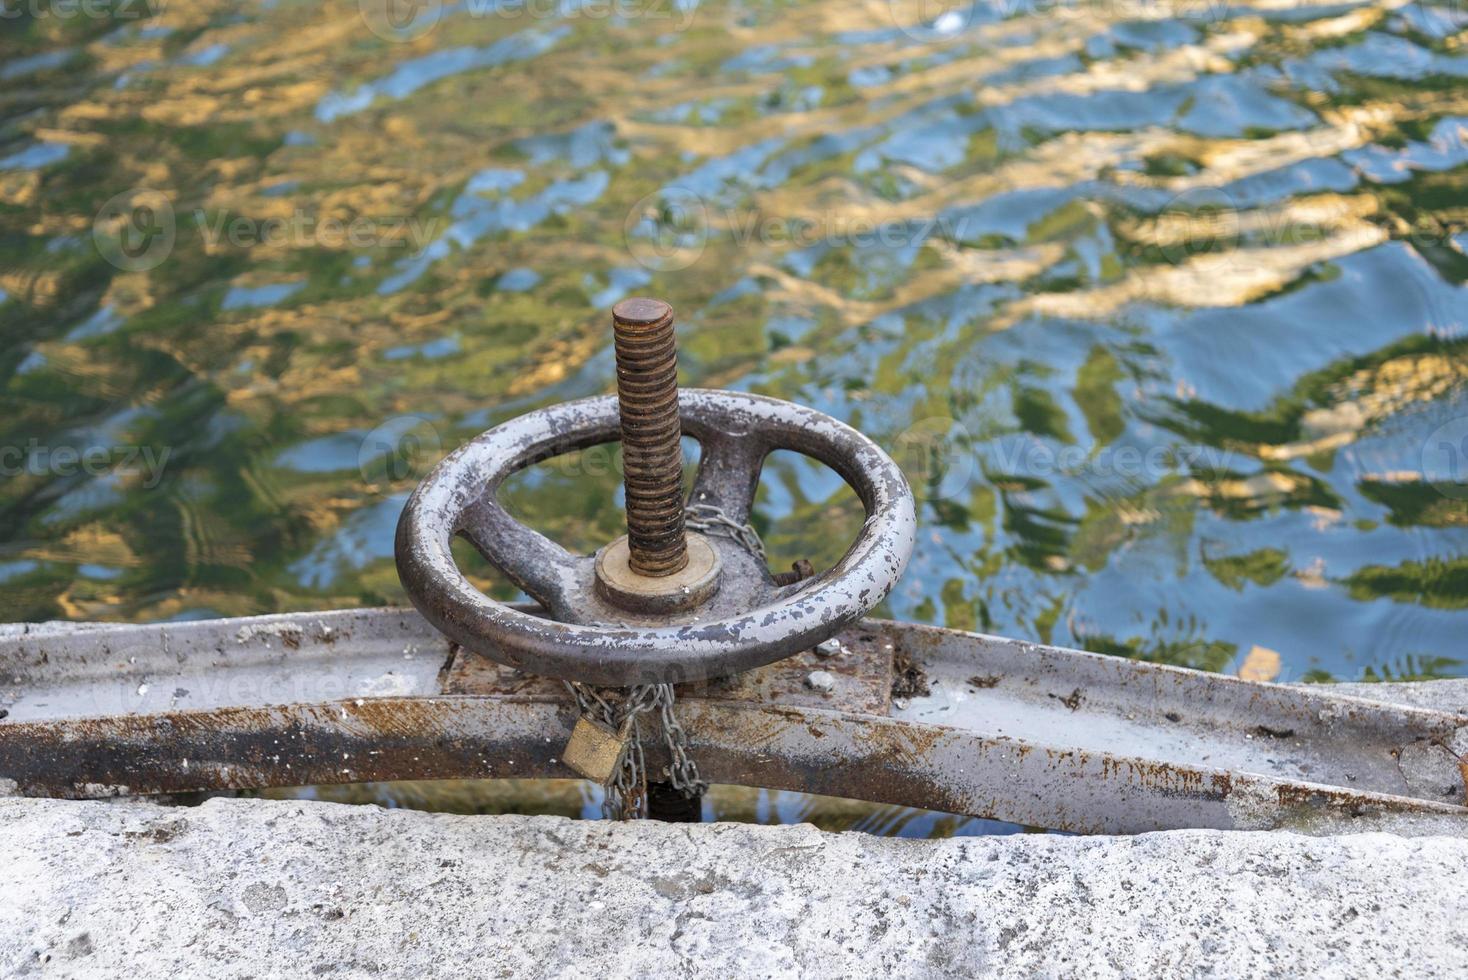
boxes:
[395,388,915,687]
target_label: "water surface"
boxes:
[4,0,1468,825]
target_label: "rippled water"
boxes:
[259,779,1021,838]
[4,0,1468,827]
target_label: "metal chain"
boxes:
[685,502,766,562]
[655,683,707,798]
[564,681,708,819]
[565,503,762,821]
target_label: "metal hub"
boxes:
[594,532,721,614]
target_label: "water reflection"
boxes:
[261,780,1024,838]
[3,0,1468,827]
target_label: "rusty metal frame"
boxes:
[2,609,1465,835]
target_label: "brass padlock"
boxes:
[561,714,631,783]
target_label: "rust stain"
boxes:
[1097,755,1230,802]
[445,624,895,716]
[1272,781,1432,817]
[890,641,929,699]
[1050,687,1083,712]
[4,667,1466,833]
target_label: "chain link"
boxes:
[566,503,764,821]
[685,502,766,562]
[564,681,708,819]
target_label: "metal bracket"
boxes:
[1,609,1465,835]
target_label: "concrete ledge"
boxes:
[1321,679,1468,714]
[2,797,1466,978]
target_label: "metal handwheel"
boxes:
[394,387,915,687]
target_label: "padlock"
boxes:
[561,714,632,783]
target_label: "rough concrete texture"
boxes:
[1323,678,1468,714]
[1,797,1466,979]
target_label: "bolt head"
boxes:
[612,297,673,326]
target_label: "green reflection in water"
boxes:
[4,0,1468,832]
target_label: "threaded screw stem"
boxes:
[611,297,687,577]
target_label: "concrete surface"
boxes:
[1,796,1466,979]
[1323,678,1468,713]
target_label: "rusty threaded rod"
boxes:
[612,297,688,577]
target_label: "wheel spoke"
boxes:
[687,431,768,527]
[458,498,583,617]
